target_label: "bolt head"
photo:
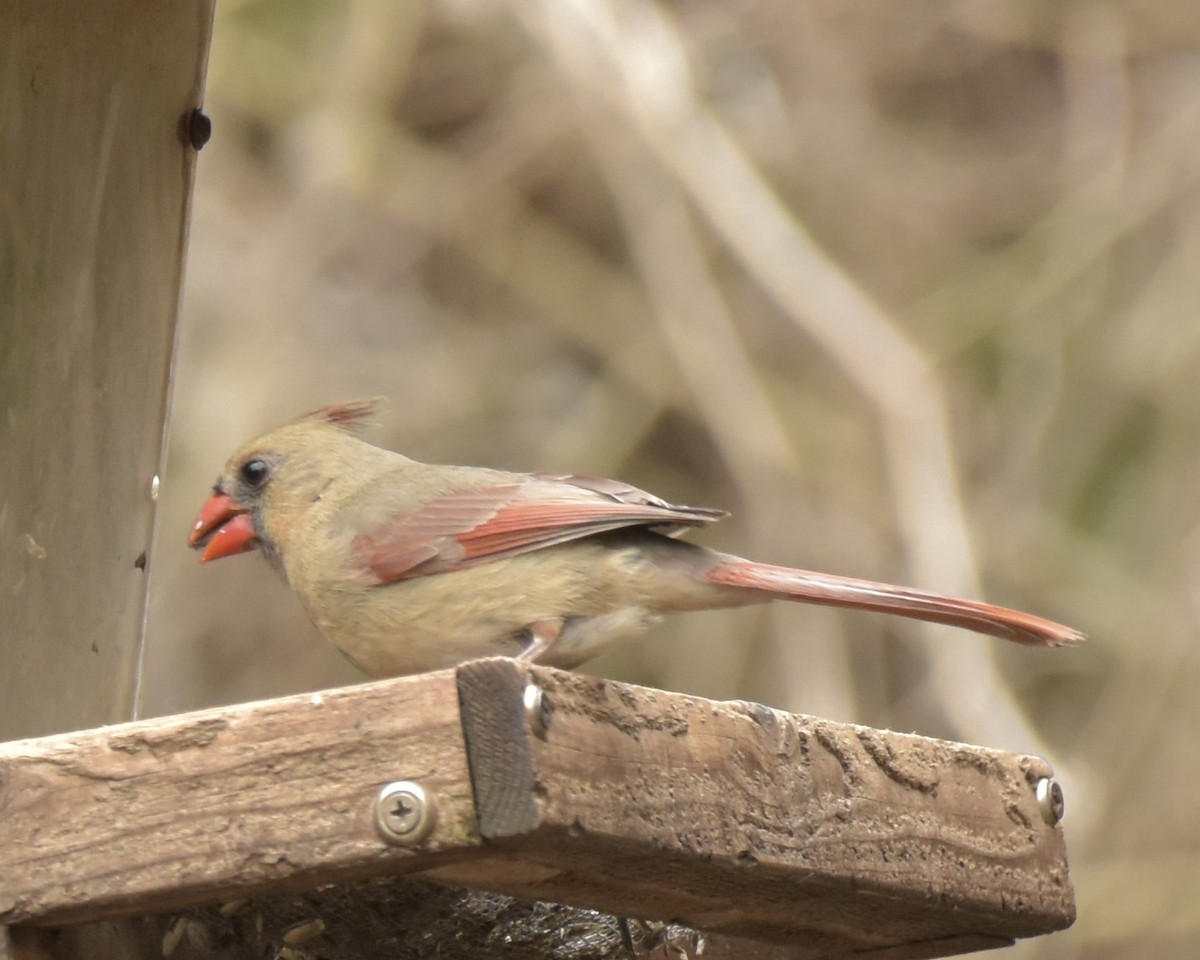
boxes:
[185,108,212,150]
[374,780,436,845]
[1036,777,1065,826]
[523,683,551,738]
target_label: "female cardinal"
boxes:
[189,399,1083,677]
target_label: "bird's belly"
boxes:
[331,606,660,677]
[313,584,530,676]
[301,545,666,677]
[540,608,662,667]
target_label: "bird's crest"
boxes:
[299,398,383,432]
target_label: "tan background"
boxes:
[144,2,1197,957]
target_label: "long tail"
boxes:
[705,558,1084,647]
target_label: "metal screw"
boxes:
[523,683,551,738]
[374,780,436,845]
[1036,777,1065,826]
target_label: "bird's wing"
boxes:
[350,473,726,585]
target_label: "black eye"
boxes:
[239,458,270,489]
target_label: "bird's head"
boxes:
[189,398,383,568]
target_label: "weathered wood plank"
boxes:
[0,0,215,741]
[0,672,479,926]
[0,659,1074,957]
[447,659,1075,954]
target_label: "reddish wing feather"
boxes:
[352,476,724,585]
[451,501,685,558]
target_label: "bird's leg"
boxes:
[517,617,566,663]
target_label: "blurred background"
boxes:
[143,1,1199,956]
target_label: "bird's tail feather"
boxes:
[706,558,1084,647]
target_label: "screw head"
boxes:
[523,683,551,738]
[374,780,436,845]
[1036,777,1065,826]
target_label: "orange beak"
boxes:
[189,492,258,563]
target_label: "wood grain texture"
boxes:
[444,659,1075,955]
[0,672,479,926]
[0,0,215,740]
[0,660,1073,958]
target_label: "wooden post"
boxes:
[0,0,215,741]
[0,659,1075,959]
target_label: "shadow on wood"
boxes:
[0,658,1075,959]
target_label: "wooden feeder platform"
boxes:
[0,658,1074,959]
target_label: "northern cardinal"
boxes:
[189,399,1083,677]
